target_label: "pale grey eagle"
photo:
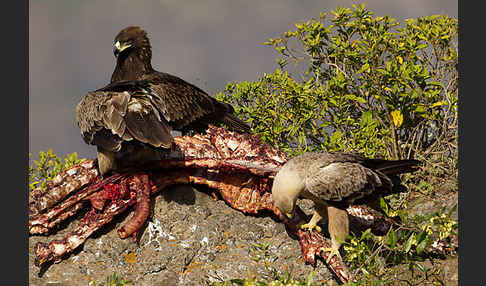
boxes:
[271,152,420,262]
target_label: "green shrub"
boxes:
[216,4,458,173]
[29,149,84,191]
[343,204,457,278]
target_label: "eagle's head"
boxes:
[113,26,151,60]
[271,161,304,219]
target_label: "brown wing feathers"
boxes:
[306,162,386,204]
[76,87,172,152]
[140,73,218,129]
[299,152,420,205]
[124,95,172,148]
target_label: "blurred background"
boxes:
[29,0,457,160]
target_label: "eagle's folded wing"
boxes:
[305,162,389,203]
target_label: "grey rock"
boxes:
[29,185,334,285]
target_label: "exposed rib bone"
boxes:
[34,198,133,267]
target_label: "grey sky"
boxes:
[29,0,457,160]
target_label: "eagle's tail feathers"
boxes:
[367,159,421,175]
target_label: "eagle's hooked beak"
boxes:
[285,212,294,219]
[113,41,132,57]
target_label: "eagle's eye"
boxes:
[113,40,134,57]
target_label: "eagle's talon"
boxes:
[300,222,322,233]
[323,247,341,264]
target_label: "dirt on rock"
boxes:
[29,184,336,285]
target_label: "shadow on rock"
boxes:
[161,184,197,205]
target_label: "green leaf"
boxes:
[344,94,367,104]
[229,278,245,284]
[379,197,389,215]
[305,271,316,286]
[416,236,428,254]
[361,110,373,125]
[405,233,415,253]
[416,230,426,244]
[359,63,370,73]
[414,105,427,114]
[386,229,398,249]
[414,262,426,273]
[431,101,448,108]
[361,228,372,240]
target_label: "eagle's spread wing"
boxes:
[305,162,391,204]
[76,83,172,152]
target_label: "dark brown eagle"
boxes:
[76,26,251,176]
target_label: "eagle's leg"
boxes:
[323,205,349,264]
[97,147,117,177]
[300,203,328,233]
